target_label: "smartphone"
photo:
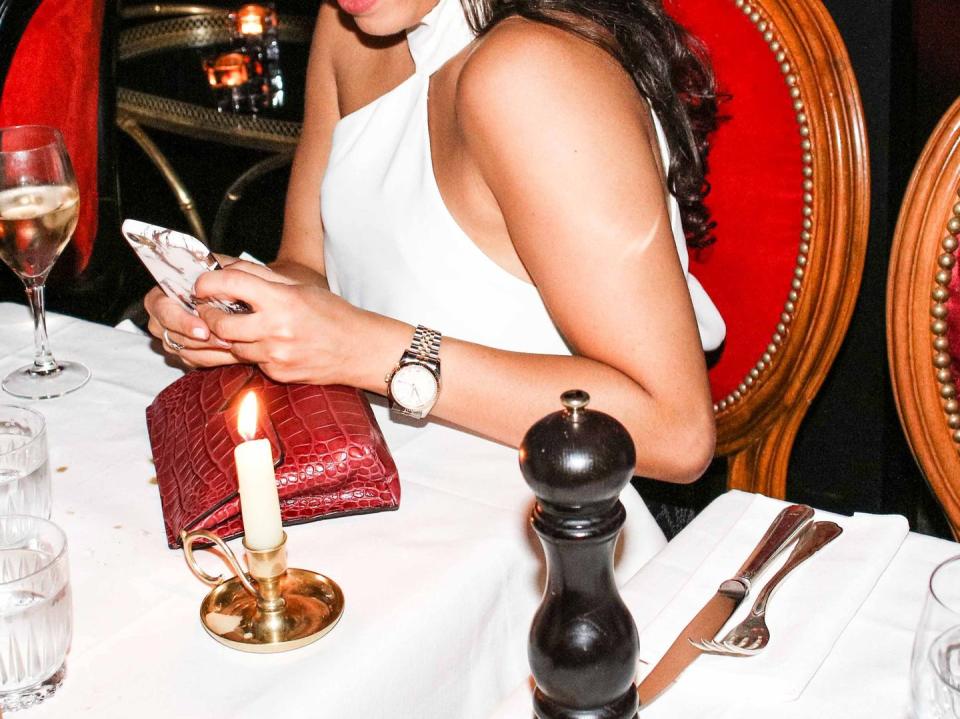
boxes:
[121,219,251,315]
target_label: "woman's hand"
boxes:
[144,258,269,367]
[145,286,239,368]
[193,268,402,387]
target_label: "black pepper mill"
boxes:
[520,390,640,719]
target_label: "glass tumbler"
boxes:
[913,555,960,718]
[0,516,71,711]
[0,406,51,519]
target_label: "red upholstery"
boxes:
[0,0,105,274]
[947,238,960,385]
[666,0,804,402]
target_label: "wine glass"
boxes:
[0,125,90,399]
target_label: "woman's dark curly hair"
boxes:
[460,0,719,248]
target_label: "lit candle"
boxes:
[235,391,283,550]
[205,53,249,88]
[236,4,267,35]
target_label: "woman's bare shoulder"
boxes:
[459,17,641,112]
[455,17,655,170]
[467,16,614,64]
[455,17,651,145]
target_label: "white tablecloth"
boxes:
[0,303,544,718]
[2,302,954,718]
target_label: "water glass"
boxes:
[0,516,71,711]
[912,555,960,718]
[0,406,51,519]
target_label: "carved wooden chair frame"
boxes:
[888,97,960,538]
[705,0,870,497]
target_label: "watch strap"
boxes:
[409,325,442,364]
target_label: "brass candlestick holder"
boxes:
[180,530,344,653]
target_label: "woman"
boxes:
[146,0,725,568]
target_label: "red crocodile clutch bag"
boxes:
[146,365,400,548]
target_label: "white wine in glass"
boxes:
[0,126,90,399]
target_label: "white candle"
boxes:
[235,391,284,550]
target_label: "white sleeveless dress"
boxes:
[321,0,725,577]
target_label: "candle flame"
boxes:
[239,14,263,34]
[238,391,259,441]
[236,4,269,35]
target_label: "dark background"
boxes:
[1,0,957,538]
[788,0,957,538]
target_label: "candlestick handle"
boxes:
[180,528,345,653]
[181,529,259,598]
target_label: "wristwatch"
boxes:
[386,325,442,419]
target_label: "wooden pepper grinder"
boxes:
[520,390,640,719]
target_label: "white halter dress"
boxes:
[321,0,726,578]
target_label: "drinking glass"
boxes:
[0,516,71,711]
[912,555,960,718]
[0,406,51,519]
[0,125,90,399]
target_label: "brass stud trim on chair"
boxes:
[931,195,960,452]
[713,0,814,414]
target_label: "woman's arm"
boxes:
[196,19,716,483]
[443,21,717,480]
[269,3,343,287]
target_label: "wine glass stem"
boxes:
[24,283,59,374]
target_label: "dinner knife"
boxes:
[636,503,815,706]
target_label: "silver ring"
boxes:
[163,329,185,353]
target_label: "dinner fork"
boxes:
[692,520,843,656]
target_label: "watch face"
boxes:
[390,364,438,411]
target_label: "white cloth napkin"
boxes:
[626,490,909,702]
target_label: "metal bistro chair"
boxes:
[666,0,870,497]
[888,97,960,539]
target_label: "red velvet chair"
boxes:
[666,0,870,497]
[888,97,960,538]
[0,0,125,321]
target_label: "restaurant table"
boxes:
[2,302,955,718]
[0,301,663,718]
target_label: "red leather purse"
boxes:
[146,365,400,548]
